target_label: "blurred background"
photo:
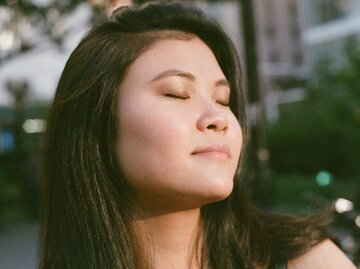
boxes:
[0,0,359,268]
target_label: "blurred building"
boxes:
[298,0,360,69]
[255,0,304,89]
[254,0,306,121]
[204,0,306,121]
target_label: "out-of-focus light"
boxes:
[355,215,360,228]
[342,235,356,251]
[0,129,14,152]
[258,148,269,162]
[0,30,15,51]
[316,171,332,186]
[31,0,53,7]
[0,7,12,22]
[22,119,46,133]
[334,198,353,213]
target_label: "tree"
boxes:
[268,38,360,177]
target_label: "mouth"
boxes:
[191,144,231,160]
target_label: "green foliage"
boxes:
[2,0,87,60]
[0,163,28,226]
[274,173,359,214]
[0,103,48,226]
[268,38,360,177]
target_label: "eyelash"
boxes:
[217,100,230,107]
[164,93,229,107]
[164,93,189,100]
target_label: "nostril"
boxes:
[198,114,228,132]
[207,124,217,130]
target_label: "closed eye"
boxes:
[217,99,230,107]
[164,93,189,100]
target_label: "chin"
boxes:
[199,177,234,204]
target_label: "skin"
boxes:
[116,37,243,214]
[288,239,357,269]
[116,37,242,268]
[106,0,133,17]
[115,36,356,269]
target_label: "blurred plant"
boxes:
[0,0,97,63]
[0,79,49,227]
[268,38,360,177]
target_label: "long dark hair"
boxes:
[40,1,332,268]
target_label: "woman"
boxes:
[40,1,356,268]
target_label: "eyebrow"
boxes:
[149,69,230,87]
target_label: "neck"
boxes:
[134,208,203,269]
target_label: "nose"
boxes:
[196,105,228,133]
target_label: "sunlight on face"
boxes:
[116,37,243,212]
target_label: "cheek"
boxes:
[229,115,243,158]
[118,105,186,153]
[115,103,190,188]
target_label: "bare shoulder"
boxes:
[288,239,356,269]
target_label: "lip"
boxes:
[191,144,231,159]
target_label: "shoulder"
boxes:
[288,239,356,269]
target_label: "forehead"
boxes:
[123,37,226,84]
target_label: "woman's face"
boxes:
[116,37,243,212]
